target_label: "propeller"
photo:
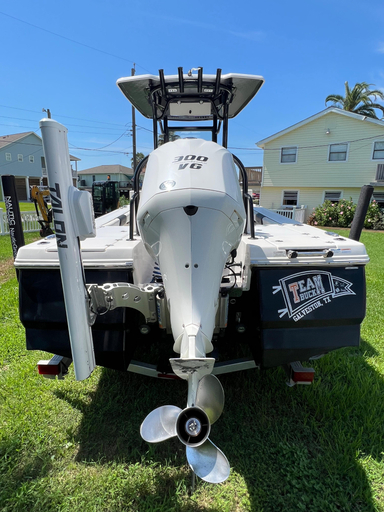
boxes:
[140,374,230,483]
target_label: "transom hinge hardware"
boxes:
[87,283,162,323]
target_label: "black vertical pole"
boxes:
[1,175,25,259]
[222,103,229,148]
[131,65,137,172]
[349,185,374,241]
[152,98,158,149]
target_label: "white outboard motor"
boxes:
[121,67,264,484]
[137,138,246,362]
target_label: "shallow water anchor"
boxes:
[40,118,96,381]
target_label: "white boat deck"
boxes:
[14,206,369,277]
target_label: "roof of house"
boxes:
[78,164,133,175]
[0,131,80,161]
[256,107,384,148]
[0,132,32,149]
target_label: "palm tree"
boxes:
[325,82,384,119]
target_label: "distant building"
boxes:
[257,107,384,221]
[0,132,80,201]
[245,166,262,198]
[77,164,136,195]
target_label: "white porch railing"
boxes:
[269,206,307,223]
[0,207,40,236]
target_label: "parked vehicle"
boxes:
[30,185,54,237]
[92,180,120,216]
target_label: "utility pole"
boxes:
[42,108,51,119]
[131,65,137,171]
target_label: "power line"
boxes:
[3,131,384,156]
[0,103,132,128]
[0,135,132,155]
[0,114,129,131]
[67,143,131,155]
[0,118,138,135]
[0,122,134,136]
[69,130,129,151]
[136,124,154,133]
[0,11,152,73]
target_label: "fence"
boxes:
[0,207,40,236]
[269,206,307,223]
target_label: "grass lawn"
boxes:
[0,230,384,511]
[0,202,36,212]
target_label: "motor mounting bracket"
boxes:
[87,282,161,323]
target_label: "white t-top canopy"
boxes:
[116,71,264,120]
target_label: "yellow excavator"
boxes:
[30,185,54,237]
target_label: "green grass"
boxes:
[0,233,40,261]
[0,232,384,511]
[0,202,36,212]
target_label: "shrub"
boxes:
[308,198,383,230]
[364,200,382,229]
[371,211,384,230]
[118,195,130,206]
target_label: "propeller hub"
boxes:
[176,406,210,447]
[185,418,201,437]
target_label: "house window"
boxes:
[324,191,342,203]
[282,190,298,206]
[5,153,11,161]
[281,147,297,163]
[92,175,96,182]
[18,154,23,162]
[372,192,384,207]
[372,141,384,160]
[29,155,34,163]
[41,156,46,169]
[329,143,348,161]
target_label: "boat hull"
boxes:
[18,263,365,371]
[240,265,365,367]
[19,268,138,371]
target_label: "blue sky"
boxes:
[1,0,384,170]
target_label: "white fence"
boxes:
[269,206,307,223]
[0,207,40,236]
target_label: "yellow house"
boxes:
[256,107,384,222]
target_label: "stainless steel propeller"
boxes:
[140,374,230,483]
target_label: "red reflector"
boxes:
[38,364,60,375]
[157,373,180,380]
[292,371,315,383]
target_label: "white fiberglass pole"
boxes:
[40,118,96,381]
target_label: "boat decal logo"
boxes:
[272,270,355,322]
[173,155,208,170]
[4,195,18,258]
[159,180,176,190]
[49,182,67,248]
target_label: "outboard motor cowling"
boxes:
[137,138,246,357]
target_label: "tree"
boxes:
[325,82,384,119]
[131,152,145,169]
[158,132,180,146]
